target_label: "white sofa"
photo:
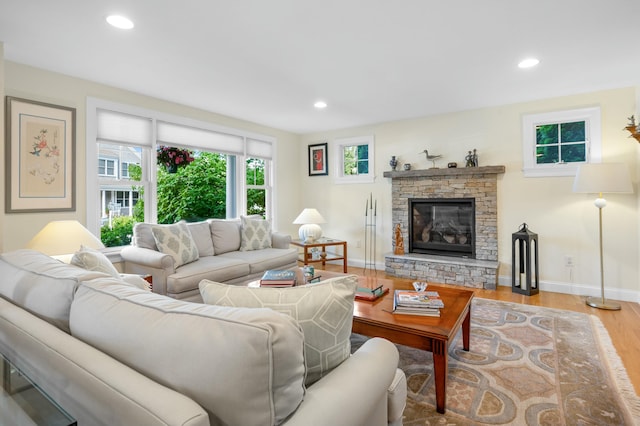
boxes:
[0,250,407,426]
[121,217,299,302]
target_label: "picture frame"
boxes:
[5,96,76,213]
[308,142,328,176]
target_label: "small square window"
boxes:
[522,107,601,177]
[332,135,375,184]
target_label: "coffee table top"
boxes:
[353,277,474,342]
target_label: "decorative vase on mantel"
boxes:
[389,156,398,171]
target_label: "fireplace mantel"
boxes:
[383,165,505,179]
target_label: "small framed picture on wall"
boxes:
[308,142,328,176]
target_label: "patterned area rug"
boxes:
[351,298,640,425]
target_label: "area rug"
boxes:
[351,298,640,425]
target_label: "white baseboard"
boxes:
[347,258,640,304]
[497,275,640,303]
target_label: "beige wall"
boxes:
[2,46,638,301]
[301,87,639,301]
[0,57,303,251]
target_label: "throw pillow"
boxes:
[239,215,272,251]
[71,245,121,278]
[199,275,358,386]
[151,222,199,268]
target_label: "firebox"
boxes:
[408,198,475,258]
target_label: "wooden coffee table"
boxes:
[352,277,474,414]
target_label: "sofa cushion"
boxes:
[240,216,272,251]
[217,247,298,275]
[186,221,215,257]
[70,279,306,426]
[131,222,159,250]
[199,275,358,386]
[151,222,199,268]
[166,256,250,295]
[208,218,242,254]
[0,249,108,333]
[71,245,121,278]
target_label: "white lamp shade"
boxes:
[27,220,105,262]
[293,208,326,243]
[573,163,633,194]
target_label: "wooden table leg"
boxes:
[462,307,471,351]
[342,242,348,273]
[432,339,448,414]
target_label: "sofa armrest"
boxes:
[284,337,400,426]
[121,246,175,295]
[272,232,292,249]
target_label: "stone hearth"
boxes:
[384,166,505,289]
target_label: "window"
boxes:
[86,98,275,245]
[121,162,136,178]
[522,107,601,177]
[98,158,116,177]
[332,135,375,184]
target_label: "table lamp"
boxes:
[26,220,105,263]
[293,208,326,243]
[572,163,633,310]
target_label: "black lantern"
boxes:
[511,223,539,295]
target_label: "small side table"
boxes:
[290,238,348,273]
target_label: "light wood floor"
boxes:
[322,264,640,395]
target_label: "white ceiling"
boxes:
[1,1,639,134]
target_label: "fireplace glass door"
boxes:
[409,198,475,258]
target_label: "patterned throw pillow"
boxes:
[151,222,199,268]
[199,275,358,386]
[239,216,272,251]
[71,245,121,278]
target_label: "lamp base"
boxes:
[585,296,621,310]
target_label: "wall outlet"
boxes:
[564,256,574,267]
[355,240,361,248]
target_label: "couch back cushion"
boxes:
[186,221,215,257]
[200,275,357,386]
[70,279,306,426]
[0,249,108,333]
[131,222,159,250]
[208,218,242,254]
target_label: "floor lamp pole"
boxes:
[585,197,621,310]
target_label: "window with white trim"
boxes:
[86,98,275,245]
[332,135,375,184]
[522,107,601,177]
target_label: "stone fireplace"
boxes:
[384,165,505,289]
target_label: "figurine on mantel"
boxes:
[389,155,398,171]
[465,149,479,167]
[420,149,442,168]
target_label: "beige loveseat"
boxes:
[0,249,407,426]
[121,216,298,302]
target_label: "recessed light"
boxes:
[106,15,134,30]
[518,58,540,69]
[314,101,327,109]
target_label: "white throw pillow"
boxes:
[239,215,272,251]
[71,245,120,278]
[199,275,358,386]
[151,222,199,268]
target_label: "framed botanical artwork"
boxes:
[5,97,76,213]
[308,142,328,176]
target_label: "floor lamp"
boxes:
[572,163,633,310]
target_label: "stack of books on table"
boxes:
[259,270,296,287]
[392,289,444,317]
